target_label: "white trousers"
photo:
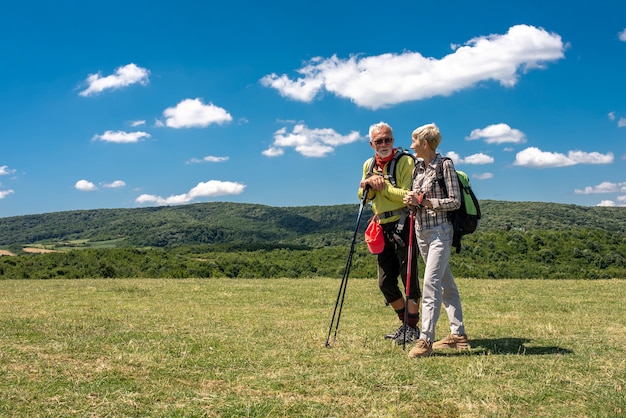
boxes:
[416,222,465,342]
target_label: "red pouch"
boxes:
[365,217,385,254]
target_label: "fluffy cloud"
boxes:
[619,29,626,42]
[92,130,151,143]
[474,172,493,180]
[597,200,616,207]
[136,180,245,206]
[79,63,149,97]
[102,180,126,189]
[162,98,232,128]
[461,153,495,165]
[574,181,626,194]
[261,25,565,110]
[466,123,526,144]
[263,124,363,158]
[514,147,614,168]
[0,189,14,199]
[445,151,494,165]
[75,180,97,191]
[0,165,16,175]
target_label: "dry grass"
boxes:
[0,278,624,417]
[22,247,58,253]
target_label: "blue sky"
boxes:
[1,1,625,218]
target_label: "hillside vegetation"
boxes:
[1,200,625,279]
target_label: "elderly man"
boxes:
[359,121,421,345]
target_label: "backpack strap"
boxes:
[365,157,376,179]
[387,148,413,187]
[436,156,451,197]
[435,157,457,224]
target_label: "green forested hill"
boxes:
[1,200,625,248]
[0,202,365,248]
[0,200,625,279]
[478,200,626,234]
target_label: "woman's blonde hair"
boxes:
[411,123,441,150]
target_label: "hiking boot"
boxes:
[394,325,419,346]
[384,325,419,345]
[408,339,433,358]
[384,324,405,340]
[432,333,469,350]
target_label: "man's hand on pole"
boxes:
[360,174,385,191]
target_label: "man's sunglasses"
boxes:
[373,137,393,145]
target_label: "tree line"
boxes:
[0,228,624,279]
[1,200,625,279]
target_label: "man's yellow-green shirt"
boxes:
[358,151,415,224]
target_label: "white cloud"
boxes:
[79,63,149,97]
[131,120,146,127]
[474,172,493,180]
[568,150,614,164]
[618,118,626,128]
[574,181,626,194]
[444,151,494,164]
[187,156,229,164]
[261,25,565,110]
[466,123,526,144]
[75,180,97,191]
[136,180,245,206]
[597,200,615,207]
[102,180,126,189]
[262,147,284,157]
[609,112,616,121]
[162,98,232,128]
[0,165,16,175]
[619,29,626,42]
[462,153,495,164]
[263,124,363,158]
[92,130,151,143]
[444,151,461,162]
[514,147,614,168]
[0,189,14,199]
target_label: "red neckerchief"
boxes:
[375,148,397,170]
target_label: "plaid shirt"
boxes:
[412,154,461,230]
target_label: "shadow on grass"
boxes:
[431,338,573,356]
[466,338,573,356]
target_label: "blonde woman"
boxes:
[403,123,468,358]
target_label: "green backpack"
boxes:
[436,157,481,253]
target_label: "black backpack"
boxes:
[365,148,414,187]
[436,157,481,253]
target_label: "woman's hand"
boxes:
[404,191,426,206]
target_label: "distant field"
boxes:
[0,278,624,417]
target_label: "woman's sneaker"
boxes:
[408,339,433,358]
[432,333,469,350]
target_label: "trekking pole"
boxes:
[325,186,370,347]
[403,210,416,350]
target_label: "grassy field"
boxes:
[0,277,624,417]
